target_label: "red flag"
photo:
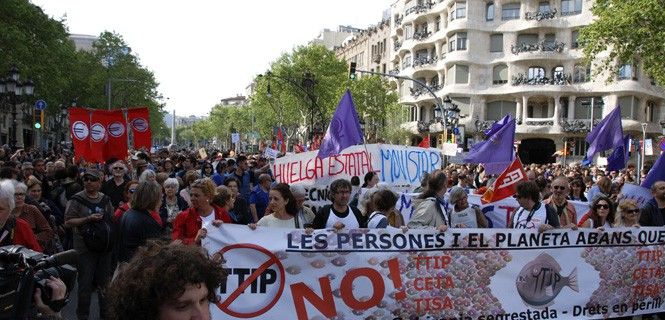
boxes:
[127,107,151,150]
[89,110,110,163]
[69,108,92,162]
[277,127,286,153]
[105,110,128,161]
[418,135,430,148]
[481,157,527,204]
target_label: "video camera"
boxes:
[0,245,77,319]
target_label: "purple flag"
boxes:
[317,89,364,159]
[464,118,515,165]
[484,114,512,137]
[585,106,624,161]
[606,135,630,172]
[641,151,665,189]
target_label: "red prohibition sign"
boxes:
[215,243,285,318]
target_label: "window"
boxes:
[619,63,638,80]
[451,2,467,20]
[528,66,545,80]
[543,33,556,51]
[435,16,441,32]
[561,0,582,15]
[490,34,503,52]
[493,64,508,85]
[552,66,564,82]
[647,101,661,122]
[502,3,520,20]
[416,49,428,60]
[402,54,412,69]
[486,101,517,120]
[618,96,640,119]
[571,30,579,49]
[451,97,471,118]
[539,1,551,12]
[573,64,590,83]
[449,32,467,51]
[486,2,495,21]
[570,137,589,157]
[574,97,603,120]
[517,33,538,45]
[405,25,413,39]
[449,64,469,84]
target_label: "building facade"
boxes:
[335,19,392,75]
[384,0,665,164]
[310,26,364,50]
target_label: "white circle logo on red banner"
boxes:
[108,121,125,138]
[72,121,89,141]
[131,118,149,132]
[90,123,106,142]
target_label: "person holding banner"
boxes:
[311,179,367,230]
[448,186,488,228]
[509,181,559,231]
[408,170,450,231]
[579,196,615,229]
[639,181,665,227]
[248,183,305,229]
[223,177,251,225]
[543,177,578,228]
[171,178,231,245]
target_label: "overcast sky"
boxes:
[31,0,394,116]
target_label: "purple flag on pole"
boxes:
[606,135,630,172]
[484,114,513,137]
[464,118,515,165]
[585,106,624,161]
[641,151,665,189]
[317,89,364,159]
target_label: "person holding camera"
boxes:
[64,168,114,320]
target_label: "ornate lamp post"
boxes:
[0,67,35,149]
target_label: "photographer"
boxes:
[34,276,66,319]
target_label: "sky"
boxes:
[31,0,394,117]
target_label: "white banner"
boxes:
[645,139,654,156]
[264,147,279,159]
[232,133,240,143]
[205,225,665,320]
[272,144,442,187]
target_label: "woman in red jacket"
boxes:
[0,180,42,252]
[172,178,230,245]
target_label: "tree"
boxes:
[580,0,665,84]
[349,75,401,142]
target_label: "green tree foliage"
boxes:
[580,0,665,84]
[349,75,401,142]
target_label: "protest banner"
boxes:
[272,144,442,187]
[205,224,665,319]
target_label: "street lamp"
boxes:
[0,67,35,148]
[660,120,665,135]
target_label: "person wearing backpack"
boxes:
[64,168,114,320]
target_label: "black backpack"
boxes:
[71,194,115,253]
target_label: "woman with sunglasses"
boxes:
[614,199,641,228]
[579,196,615,229]
[113,180,139,223]
[200,161,215,179]
[172,178,231,245]
[102,161,129,209]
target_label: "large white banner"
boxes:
[272,144,442,187]
[205,225,665,319]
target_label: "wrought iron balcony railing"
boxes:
[388,69,400,76]
[394,41,402,51]
[525,9,557,21]
[511,41,565,54]
[525,120,554,126]
[511,73,572,86]
[412,56,437,67]
[412,30,431,41]
[395,16,403,26]
[405,3,433,16]
[372,54,382,63]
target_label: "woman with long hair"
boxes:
[579,196,615,229]
[614,199,641,228]
[407,170,449,231]
[249,183,302,228]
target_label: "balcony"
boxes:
[372,54,382,63]
[413,56,437,68]
[402,60,412,69]
[511,73,572,86]
[388,69,400,75]
[395,16,403,26]
[561,119,601,133]
[511,41,565,54]
[394,41,402,51]
[413,30,431,41]
[405,3,433,16]
[525,9,557,21]
[524,119,555,126]
[410,84,441,98]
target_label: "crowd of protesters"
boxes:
[0,143,663,319]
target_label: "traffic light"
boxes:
[349,62,357,80]
[33,110,43,129]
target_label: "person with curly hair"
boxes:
[107,241,226,320]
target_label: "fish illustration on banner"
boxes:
[515,253,578,308]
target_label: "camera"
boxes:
[0,245,77,319]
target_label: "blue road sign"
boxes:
[452,127,459,135]
[35,100,47,111]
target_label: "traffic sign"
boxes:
[34,100,47,111]
[452,127,459,135]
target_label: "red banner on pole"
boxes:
[481,156,527,204]
[89,110,109,163]
[127,107,151,151]
[104,110,128,161]
[68,108,91,162]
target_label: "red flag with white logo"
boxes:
[481,156,527,204]
[418,135,430,148]
[89,110,110,163]
[69,108,92,162]
[104,110,128,161]
[127,107,151,151]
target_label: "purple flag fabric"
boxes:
[317,89,364,159]
[484,114,512,137]
[585,106,624,161]
[606,135,630,172]
[464,118,515,165]
[641,151,665,189]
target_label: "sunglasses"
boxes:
[552,186,566,190]
[513,194,524,199]
[625,209,640,214]
[595,204,610,210]
[112,167,124,171]
[83,176,100,182]
[129,188,136,194]
[14,193,25,197]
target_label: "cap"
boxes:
[163,158,173,164]
[83,168,104,179]
[21,162,34,170]
[136,159,149,167]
